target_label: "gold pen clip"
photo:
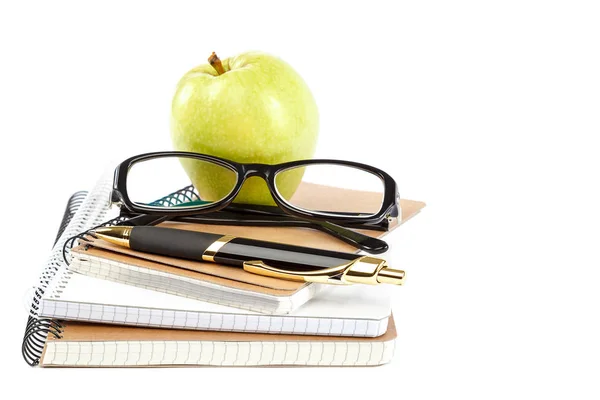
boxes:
[242,256,405,285]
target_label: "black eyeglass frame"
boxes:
[111,151,400,224]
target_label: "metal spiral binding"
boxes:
[22,181,195,366]
[22,169,114,366]
[22,316,64,366]
[22,191,87,366]
[53,191,87,247]
[29,192,89,315]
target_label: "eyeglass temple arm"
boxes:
[187,212,389,254]
[116,213,173,227]
[224,203,390,230]
[313,220,388,254]
[184,213,389,254]
[116,211,389,254]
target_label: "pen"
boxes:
[92,226,405,286]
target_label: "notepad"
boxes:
[39,271,395,337]
[68,184,425,314]
[40,315,398,367]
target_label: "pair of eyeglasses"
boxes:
[108,151,401,253]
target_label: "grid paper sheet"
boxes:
[70,252,319,314]
[40,272,391,337]
[43,338,396,367]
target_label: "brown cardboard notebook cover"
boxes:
[73,183,425,296]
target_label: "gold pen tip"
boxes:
[377,267,406,285]
[92,226,132,248]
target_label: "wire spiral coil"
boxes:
[21,178,194,366]
[21,191,87,366]
[21,169,114,366]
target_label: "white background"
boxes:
[1,1,599,398]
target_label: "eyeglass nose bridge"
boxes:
[241,163,272,180]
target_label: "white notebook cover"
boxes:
[39,271,393,337]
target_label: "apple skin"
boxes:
[170,51,319,205]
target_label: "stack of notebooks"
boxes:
[23,175,425,367]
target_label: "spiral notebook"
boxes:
[38,270,394,337]
[40,315,397,367]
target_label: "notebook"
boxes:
[68,186,425,314]
[38,270,394,337]
[39,315,398,367]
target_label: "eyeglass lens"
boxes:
[126,156,237,208]
[274,164,384,217]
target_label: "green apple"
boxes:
[170,51,319,205]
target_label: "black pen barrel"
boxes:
[214,237,358,271]
[129,226,222,260]
[128,226,358,270]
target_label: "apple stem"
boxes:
[208,52,226,75]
